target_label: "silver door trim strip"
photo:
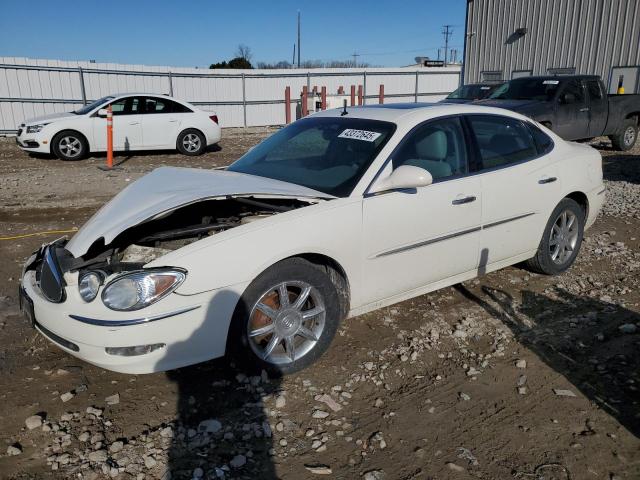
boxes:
[375,226,482,258]
[373,212,536,258]
[69,305,201,327]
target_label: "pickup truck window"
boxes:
[585,80,603,100]
[468,115,537,169]
[559,80,585,105]
[489,78,560,101]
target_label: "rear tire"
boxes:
[51,130,88,160]
[525,198,584,275]
[609,118,638,151]
[228,258,342,376]
[176,129,206,156]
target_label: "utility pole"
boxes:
[442,24,453,66]
[352,52,360,68]
[297,11,301,68]
[292,44,296,68]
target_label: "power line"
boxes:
[442,25,453,66]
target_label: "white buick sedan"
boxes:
[19,103,605,375]
[15,93,221,160]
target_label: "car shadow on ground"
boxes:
[591,140,640,184]
[455,279,640,439]
[160,290,280,479]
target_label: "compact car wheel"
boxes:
[52,130,87,160]
[609,119,638,151]
[177,129,206,156]
[525,198,584,275]
[229,258,341,375]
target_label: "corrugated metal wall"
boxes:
[464,0,640,88]
[0,57,461,133]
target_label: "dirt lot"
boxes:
[0,131,639,480]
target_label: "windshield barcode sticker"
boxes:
[338,129,382,142]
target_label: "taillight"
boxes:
[209,115,219,124]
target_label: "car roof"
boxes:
[512,75,599,81]
[311,102,536,126]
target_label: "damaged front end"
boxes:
[23,195,319,309]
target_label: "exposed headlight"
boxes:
[101,270,186,311]
[26,123,49,133]
[78,271,104,302]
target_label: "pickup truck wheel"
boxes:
[228,258,341,376]
[609,119,638,151]
[525,198,584,275]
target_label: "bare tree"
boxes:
[235,44,253,62]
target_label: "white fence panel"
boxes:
[0,57,460,133]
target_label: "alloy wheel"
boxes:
[548,209,579,265]
[182,133,201,153]
[624,126,636,148]
[59,136,82,158]
[247,280,326,365]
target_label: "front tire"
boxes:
[176,129,206,156]
[609,118,638,151]
[52,130,88,160]
[525,198,584,275]
[228,258,342,376]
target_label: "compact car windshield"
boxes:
[228,117,396,197]
[73,96,115,115]
[489,79,559,101]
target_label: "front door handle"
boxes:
[128,121,140,125]
[538,176,557,184]
[452,195,477,205]
[579,107,590,112]
[168,119,178,123]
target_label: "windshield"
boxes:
[447,84,494,100]
[74,96,115,115]
[227,117,396,197]
[489,79,560,101]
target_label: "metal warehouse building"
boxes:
[463,0,640,93]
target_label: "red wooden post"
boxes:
[284,86,291,124]
[338,86,344,94]
[350,85,356,106]
[106,105,113,169]
[357,85,363,105]
[301,86,308,116]
[321,86,327,110]
[379,84,384,104]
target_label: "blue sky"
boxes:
[0,0,466,68]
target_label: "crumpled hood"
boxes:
[65,166,333,257]
[23,111,77,126]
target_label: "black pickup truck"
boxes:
[477,75,640,150]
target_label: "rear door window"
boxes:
[559,80,585,105]
[526,123,554,155]
[585,79,603,100]
[467,115,538,169]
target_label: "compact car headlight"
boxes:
[101,270,186,311]
[78,271,104,302]
[26,123,49,133]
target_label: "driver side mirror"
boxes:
[97,108,109,117]
[369,165,433,194]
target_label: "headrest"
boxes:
[415,130,447,160]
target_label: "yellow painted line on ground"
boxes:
[0,228,78,241]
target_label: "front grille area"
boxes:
[39,247,66,303]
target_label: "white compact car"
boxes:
[19,103,605,375]
[15,93,221,160]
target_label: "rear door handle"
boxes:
[168,119,178,123]
[538,176,557,184]
[128,121,140,125]
[579,108,590,112]
[452,195,477,205]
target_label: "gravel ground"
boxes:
[0,132,639,480]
